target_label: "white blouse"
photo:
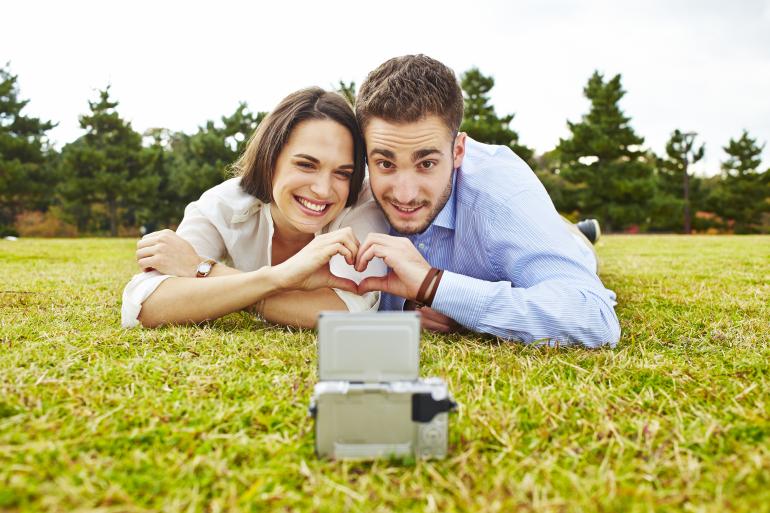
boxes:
[121,177,389,328]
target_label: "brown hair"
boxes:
[356,54,464,135]
[235,87,365,207]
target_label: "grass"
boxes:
[1,235,768,512]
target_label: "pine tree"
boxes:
[556,71,655,232]
[710,130,769,233]
[0,64,56,232]
[656,130,705,233]
[460,68,535,169]
[167,103,265,211]
[58,87,154,236]
[336,81,356,107]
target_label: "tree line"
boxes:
[1,64,768,237]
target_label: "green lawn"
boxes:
[1,235,768,512]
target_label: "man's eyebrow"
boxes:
[369,148,396,159]
[293,153,320,164]
[412,148,443,161]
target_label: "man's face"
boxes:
[364,115,466,235]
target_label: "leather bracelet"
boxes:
[425,269,444,307]
[416,267,440,306]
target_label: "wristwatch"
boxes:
[195,258,217,277]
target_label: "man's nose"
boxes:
[391,173,419,204]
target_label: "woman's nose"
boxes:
[309,173,333,197]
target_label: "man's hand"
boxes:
[136,229,201,277]
[418,306,463,333]
[355,233,431,301]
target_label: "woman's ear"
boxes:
[452,132,467,169]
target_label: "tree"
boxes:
[136,128,177,230]
[0,64,56,232]
[556,71,655,232]
[336,80,356,107]
[460,68,535,168]
[657,130,705,233]
[58,87,154,236]
[709,130,769,233]
[166,103,266,213]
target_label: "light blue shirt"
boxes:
[380,138,621,348]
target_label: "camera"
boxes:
[309,312,457,460]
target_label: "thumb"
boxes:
[324,272,359,294]
[358,275,392,294]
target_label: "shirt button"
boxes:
[418,243,426,249]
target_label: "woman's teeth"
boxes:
[297,196,328,212]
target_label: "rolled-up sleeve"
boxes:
[121,201,228,329]
[176,203,227,261]
[121,271,172,328]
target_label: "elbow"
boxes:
[136,307,165,329]
[580,305,621,349]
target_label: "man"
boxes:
[353,55,620,348]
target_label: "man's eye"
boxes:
[420,161,436,169]
[378,161,394,170]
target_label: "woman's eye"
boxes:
[335,171,352,180]
[296,162,315,170]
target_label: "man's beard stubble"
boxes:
[373,172,454,236]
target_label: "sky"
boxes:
[3,0,769,176]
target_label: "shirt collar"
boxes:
[432,170,457,230]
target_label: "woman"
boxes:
[121,87,388,328]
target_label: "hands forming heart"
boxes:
[135,227,461,331]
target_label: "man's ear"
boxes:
[452,132,467,169]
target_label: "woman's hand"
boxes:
[136,229,202,277]
[273,227,360,294]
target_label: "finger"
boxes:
[323,272,359,295]
[325,242,353,264]
[357,275,392,295]
[355,243,381,272]
[419,307,453,324]
[417,306,442,322]
[139,229,167,241]
[136,237,160,249]
[137,256,157,272]
[135,246,158,261]
[421,315,453,333]
[361,232,397,247]
[328,228,359,263]
[356,242,401,272]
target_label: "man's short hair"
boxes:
[356,55,464,135]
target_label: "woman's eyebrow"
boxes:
[293,153,320,163]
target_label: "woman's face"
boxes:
[270,119,355,236]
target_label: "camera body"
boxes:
[309,312,456,460]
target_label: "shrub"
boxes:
[15,209,79,237]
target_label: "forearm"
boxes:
[197,262,348,327]
[432,272,620,348]
[261,288,347,328]
[137,267,281,327]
